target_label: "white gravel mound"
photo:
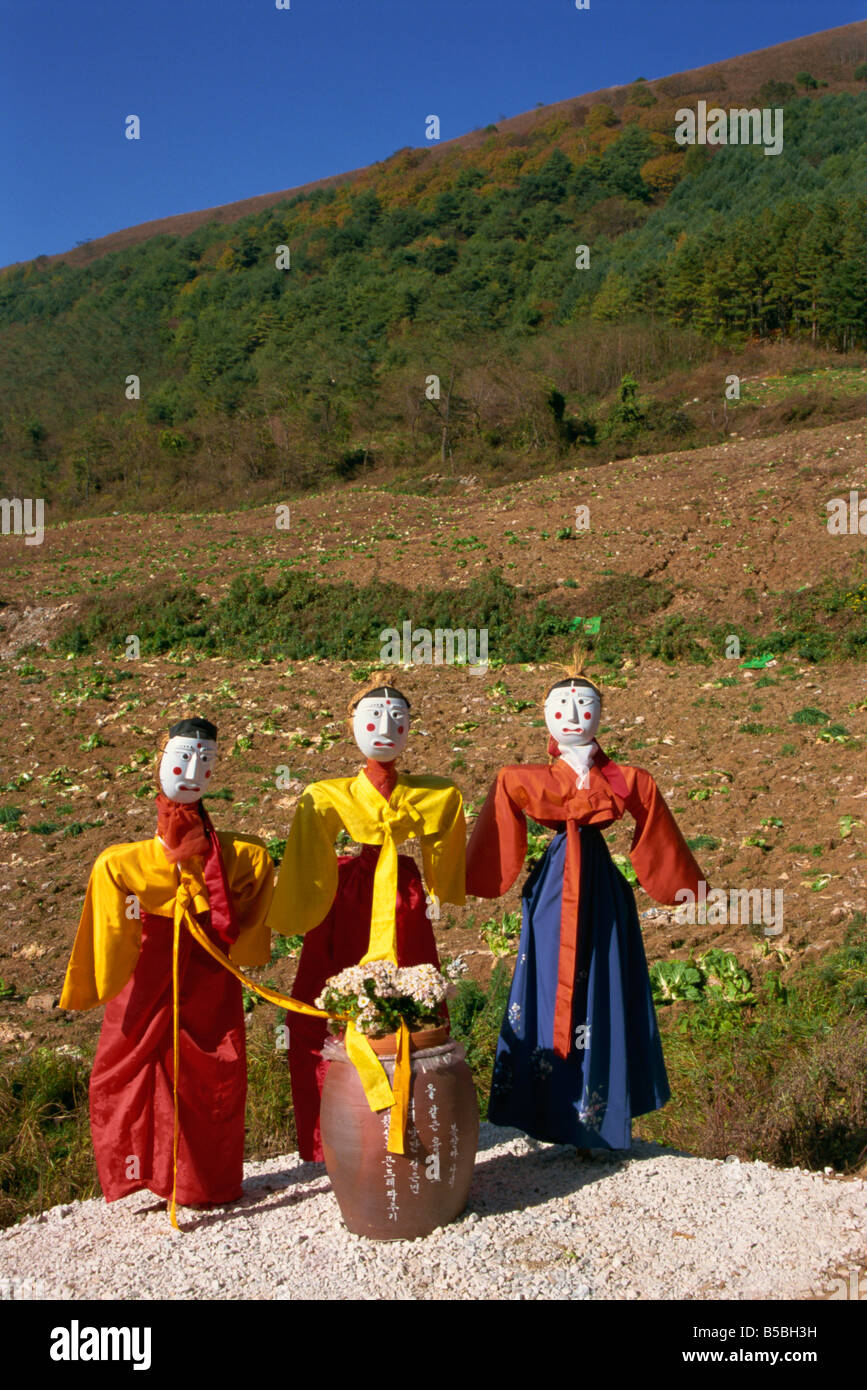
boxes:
[1,1125,864,1301]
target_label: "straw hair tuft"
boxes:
[545,644,603,701]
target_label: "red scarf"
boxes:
[156,793,211,863]
[155,795,238,947]
[363,757,398,800]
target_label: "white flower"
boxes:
[318,957,451,1032]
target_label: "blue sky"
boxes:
[0,0,862,266]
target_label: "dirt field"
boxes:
[0,418,864,1056]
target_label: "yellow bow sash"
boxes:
[354,796,428,1153]
[360,797,427,964]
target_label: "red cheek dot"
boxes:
[173,767,182,775]
[584,712,591,719]
[205,770,211,778]
[366,722,375,731]
[554,712,562,720]
[397,725,404,733]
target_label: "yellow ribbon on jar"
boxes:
[357,799,428,1154]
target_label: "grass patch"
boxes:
[61,820,104,838]
[51,565,866,668]
[54,570,582,665]
[637,919,867,1171]
[243,1026,298,1160]
[0,1047,98,1228]
[791,707,832,725]
[686,834,721,851]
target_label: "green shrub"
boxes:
[639,922,867,1170]
[791,707,831,725]
[0,1047,97,1228]
[449,962,512,1116]
[481,911,522,957]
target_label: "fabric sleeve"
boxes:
[226,835,275,968]
[465,770,528,898]
[419,787,466,907]
[59,850,143,1011]
[627,769,705,903]
[267,786,343,936]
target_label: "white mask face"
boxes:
[159,736,218,803]
[352,694,410,762]
[544,684,601,747]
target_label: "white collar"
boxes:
[557,740,597,788]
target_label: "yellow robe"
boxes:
[268,770,466,960]
[61,832,273,1011]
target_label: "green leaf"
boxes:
[612,853,638,885]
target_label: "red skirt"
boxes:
[289,845,440,1161]
[88,910,246,1206]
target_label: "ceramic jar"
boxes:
[320,1026,479,1240]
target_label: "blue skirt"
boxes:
[488,826,669,1148]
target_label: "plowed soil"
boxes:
[0,417,864,1056]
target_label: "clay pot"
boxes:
[320,1027,479,1240]
[367,1024,449,1056]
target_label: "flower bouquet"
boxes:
[315,959,459,1039]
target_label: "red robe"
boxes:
[467,751,704,1059]
[61,822,273,1206]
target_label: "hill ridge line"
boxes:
[8,18,865,273]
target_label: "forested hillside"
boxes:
[2,36,866,515]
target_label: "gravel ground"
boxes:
[2,1125,864,1301]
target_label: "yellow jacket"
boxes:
[60,832,273,1011]
[268,771,466,963]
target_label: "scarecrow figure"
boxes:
[466,667,705,1149]
[269,678,465,1161]
[61,718,273,1215]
